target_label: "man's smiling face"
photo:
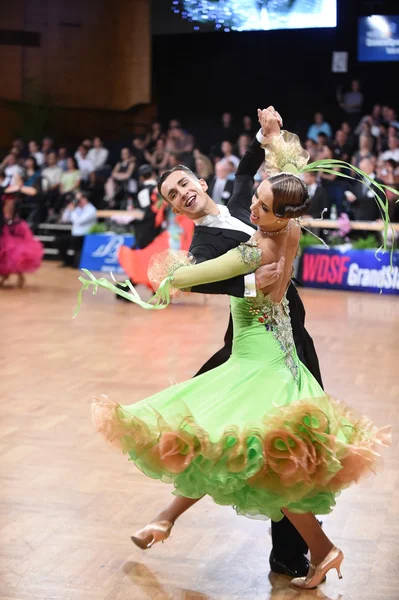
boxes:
[160,169,210,219]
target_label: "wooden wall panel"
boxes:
[0,0,151,110]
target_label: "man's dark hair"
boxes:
[157,164,198,200]
[137,164,154,180]
[78,190,91,202]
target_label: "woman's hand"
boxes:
[257,107,282,143]
[254,257,285,290]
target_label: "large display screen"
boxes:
[358,15,399,62]
[152,0,337,34]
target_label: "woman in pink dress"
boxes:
[0,173,43,287]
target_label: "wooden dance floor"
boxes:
[0,262,398,600]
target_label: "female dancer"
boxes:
[76,132,390,588]
[0,174,43,287]
[77,138,391,590]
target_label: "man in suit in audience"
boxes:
[148,107,324,580]
[302,171,330,218]
[344,157,382,224]
[207,161,235,205]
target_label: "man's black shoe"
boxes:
[269,550,310,578]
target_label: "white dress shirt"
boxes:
[41,165,63,190]
[307,182,317,198]
[62,202,97,236]
[212,177,227,204]
[76,157,94,181]
[32,151,45,167]
[194,204,257,297]
[87,147,109,170]
[380,148,399,162]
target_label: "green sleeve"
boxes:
[171,243,262,289]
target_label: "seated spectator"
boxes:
[236,134,251,159]
[207,161,234,205]
[376,159,399,218]
[59,158,81,211]
[87,137,109,172]
[10,138,27,159]
[0,153,24,187]
[380,134,399,162]
[144,138,169,173]
[131,136,147,167]
[41,136,54,157]
[385,107,399,130]
[333,129,351,161]
[356,118,374,139]
[41,152,63,222]
[240,115,256,138]
[145,120,164,152]
[166,152,182,170]
[316,132,329,157]
[352,134,375,168]
[23,157,41,188]
[74,144,94,187]
[307,112,332,143]
[304,138,318,162]
[337,79,364,126]
[57,147,69,171]
[355,106,382,138]
[225,159,237,180]
[218,140,240,169]
[104,148,136,208]
[58,190,97,268]
[194,150,213,181]
[376,123,389,154]
[340,121,356,154]
[218,111,236,143]
[344,157,383,226]
[28,140,45,168]
[165,121,194,160]
[318,144,345,215]
[302,172,329,218]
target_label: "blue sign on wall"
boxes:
[299,247,399,295]
[79,233,135,274]
[358,15,399,62]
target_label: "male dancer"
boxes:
[134,108,323,578]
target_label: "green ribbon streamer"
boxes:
[300,158,398,263]
[73,269,174,318]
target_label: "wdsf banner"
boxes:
[358,15,399,62]
[80,233,135,273]
[300,247,399,295]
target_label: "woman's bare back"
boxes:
[252,220,301,303]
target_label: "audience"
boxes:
[1,94,398,242]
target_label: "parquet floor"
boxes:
[0,262,398,600]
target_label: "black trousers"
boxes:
[57,234,85,267]
[194,283,322,562]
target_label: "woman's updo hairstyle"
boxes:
[268,172,312,219]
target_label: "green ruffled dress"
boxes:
[90,244,390,522]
